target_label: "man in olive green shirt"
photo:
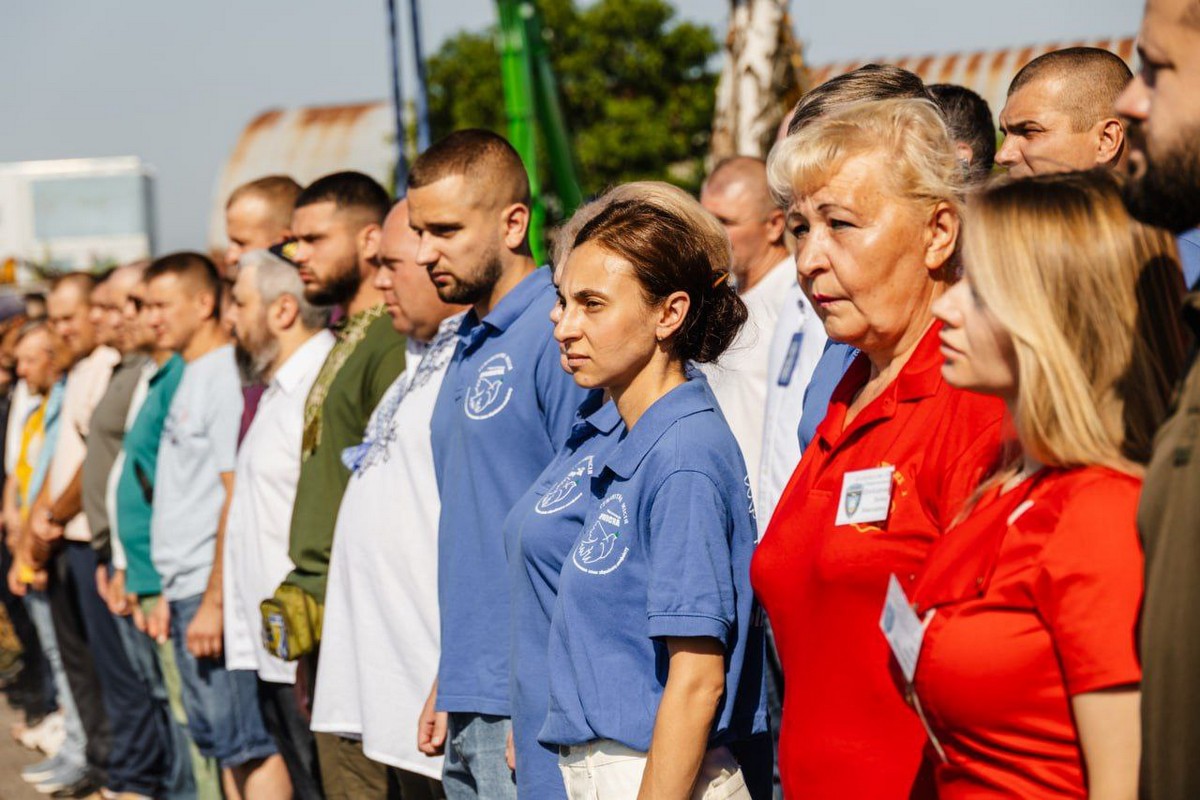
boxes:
[280,172,405,606]
[1116,1,1200,796]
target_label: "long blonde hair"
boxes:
[965,170,1188,474]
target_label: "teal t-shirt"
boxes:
[116,354,184,596]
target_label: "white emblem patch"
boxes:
[573,493,630,574]
[464,353,514,420]
[536,455,594,515]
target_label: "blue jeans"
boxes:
[169,594,278,769]
[23,590,87,771]
[115,611,197,800]
[442,713,517,800]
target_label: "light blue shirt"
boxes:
[151,345,243,601]
[540,378,768,752]
[28,378,65,507]
[798,340,859,451]
[1179,228,1200,290]
[431,268,590,716]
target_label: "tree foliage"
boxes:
[426,0,719,204]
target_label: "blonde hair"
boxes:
[767,97,964,218]
[966,170,1187,474]
[551,181,730,271]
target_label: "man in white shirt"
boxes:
[312,199,466,799]
[700,156,817,503]
[223,248,333,800]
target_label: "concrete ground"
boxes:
[0,700,59,800]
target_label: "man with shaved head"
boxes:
[996,46,1132,177]
[313,199,465,798]
[409,129,588,799]
[224,175,303,276]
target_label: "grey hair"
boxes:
[237,249,330,330]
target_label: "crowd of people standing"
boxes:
[0,0,1198,797]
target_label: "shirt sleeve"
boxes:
[1032,477,1144,696]
[645,470,735,645]
[208,372,244,474]
[535,333,589,448]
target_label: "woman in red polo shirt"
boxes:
[752,97,1006,798]
[907,171,1187,798]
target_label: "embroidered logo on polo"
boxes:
[536,455,594,515]
[464,353,514,420]
[573,493,630,574]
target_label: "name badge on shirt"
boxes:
[776,332,804,386]
[835,465,894,526]
[879,574,928,683]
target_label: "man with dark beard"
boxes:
[264,171,405,797]
[1115,2,1200,797]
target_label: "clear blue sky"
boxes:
[0,0,1140,253]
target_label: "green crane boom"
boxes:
[495,0,584,264]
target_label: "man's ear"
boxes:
[501,203,532,252]
[272,293,300,331]
[197,287,219,321]
[1095,117,1125,167]
[360,223,383,263]
[766,207,787,248]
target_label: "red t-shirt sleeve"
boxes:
[1031,475,1144,696]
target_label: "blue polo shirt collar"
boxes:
[568,391,621,447]
[600,379,712,480]
[458,268,552,349]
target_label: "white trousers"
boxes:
[558,739,750,800]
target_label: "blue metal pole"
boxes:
[386,0,409,195]
[409,0,431,152]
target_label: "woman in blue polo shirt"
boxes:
[506,181,759,800]
[538,191,766,798]
[504,389,619,798]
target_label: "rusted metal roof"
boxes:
[206,102,395,251]
[806,35,1136,123]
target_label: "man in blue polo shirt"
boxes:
[408,129,589,799]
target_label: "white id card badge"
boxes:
[879,574,927,684]
[836,465,895,526]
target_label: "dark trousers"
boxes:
[49,542,169,795]
[0,543,52,719]
[259,678,324,800]
[48,545,111,777]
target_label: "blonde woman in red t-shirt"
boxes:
[907,170,1187,799]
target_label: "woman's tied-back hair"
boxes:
[767,97,964,218]
[570,189,747,364]
[551,181,706,270]
[965,170,1188,473]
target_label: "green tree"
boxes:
[426,0,719,206]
